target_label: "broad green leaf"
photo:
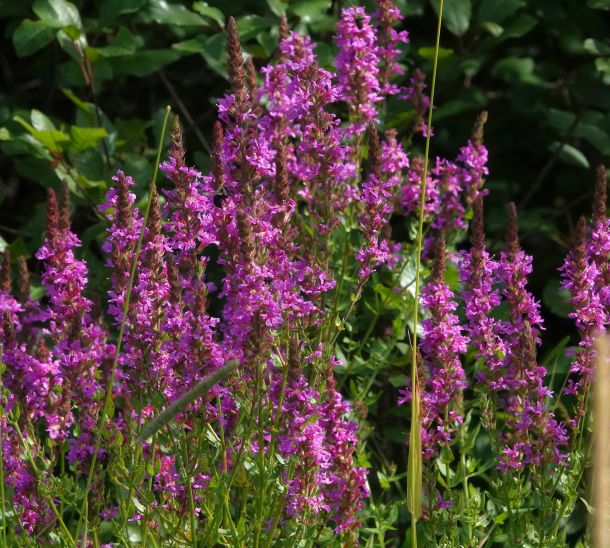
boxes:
[587,0,610,8]
[584,38,610,55]
[192,1,225,27]
[14,115,70,152]
[418,46,454,61]
[500,13,537,39]
[13,20,56,57]
[548,142,590,169]
[288,0,331,22]
[172,35,207,53]
[31,110,56,131]
[99,0,146,26]
[200,33,228,78]
[147,0,206,26]
[111,49,182,77]
[266,0,286,16]
[480,21,503,37]
[95,27,142,57]
[491,56,544,85]
[33,0,82,29]
[595,57,610,84]
[237,15,274,41]
[69,127,108,153]
[432,0,472,37]
[61,88,95,115]
[477,0,524,24]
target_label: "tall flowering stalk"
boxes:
[401,236,468,458]
[560,166,610,426]
[495,204,567,471]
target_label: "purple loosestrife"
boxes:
[335,7,382,134]
[0,259,51,534]
[375,0,409,96]
[400,113,489,239]
[321,367,369,535]
[589,166,610,320]
[560,217,605,406]
[259,28,351,221]
[160,121,224,401]
[277,355,331,519]
[496,204,567,471]
[356,126,408,279]
[1,427,51,534]
[459,198,508,391]
[560,167,609,424]
[36,186,111,462]
[415,236,468,458]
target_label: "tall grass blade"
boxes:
[407,0,444,542]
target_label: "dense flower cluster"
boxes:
[560,166,610,423]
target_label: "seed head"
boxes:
[594,165,608,226]
[171,115,186,169]
[367,124,381,182]
[472,111,488,146]
[1,249,11,294]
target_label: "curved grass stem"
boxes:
[407,1,444,545]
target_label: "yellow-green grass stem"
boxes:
[408,1,444,546]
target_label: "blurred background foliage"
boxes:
[1,0,609,541]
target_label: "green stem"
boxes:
[76,106,172,546]
[407,0,444,541]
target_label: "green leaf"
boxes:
[200,33,228,77]
[237,15,274,41]
[583,38,610,56]
[491,56,544,85]
[500,13,537,39]
[587,0,610,8]
[477,0,524,24]
[192,2,225,27]
[432,0,472,37]
[548,142,590,169]
[111,49,182,77]
[99,0,145,26]
[14,115,70,152]
[266,0,286,16]
[147,0,206,26]
[32,0,82,29]
[31,110,56,131]
[69,127,108,153]
[480,21,503,37]
[61,88,95,115]
[418,46,454,61]
[13,20,56,57]
[288,0,331,23]
[95,27,141,57]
